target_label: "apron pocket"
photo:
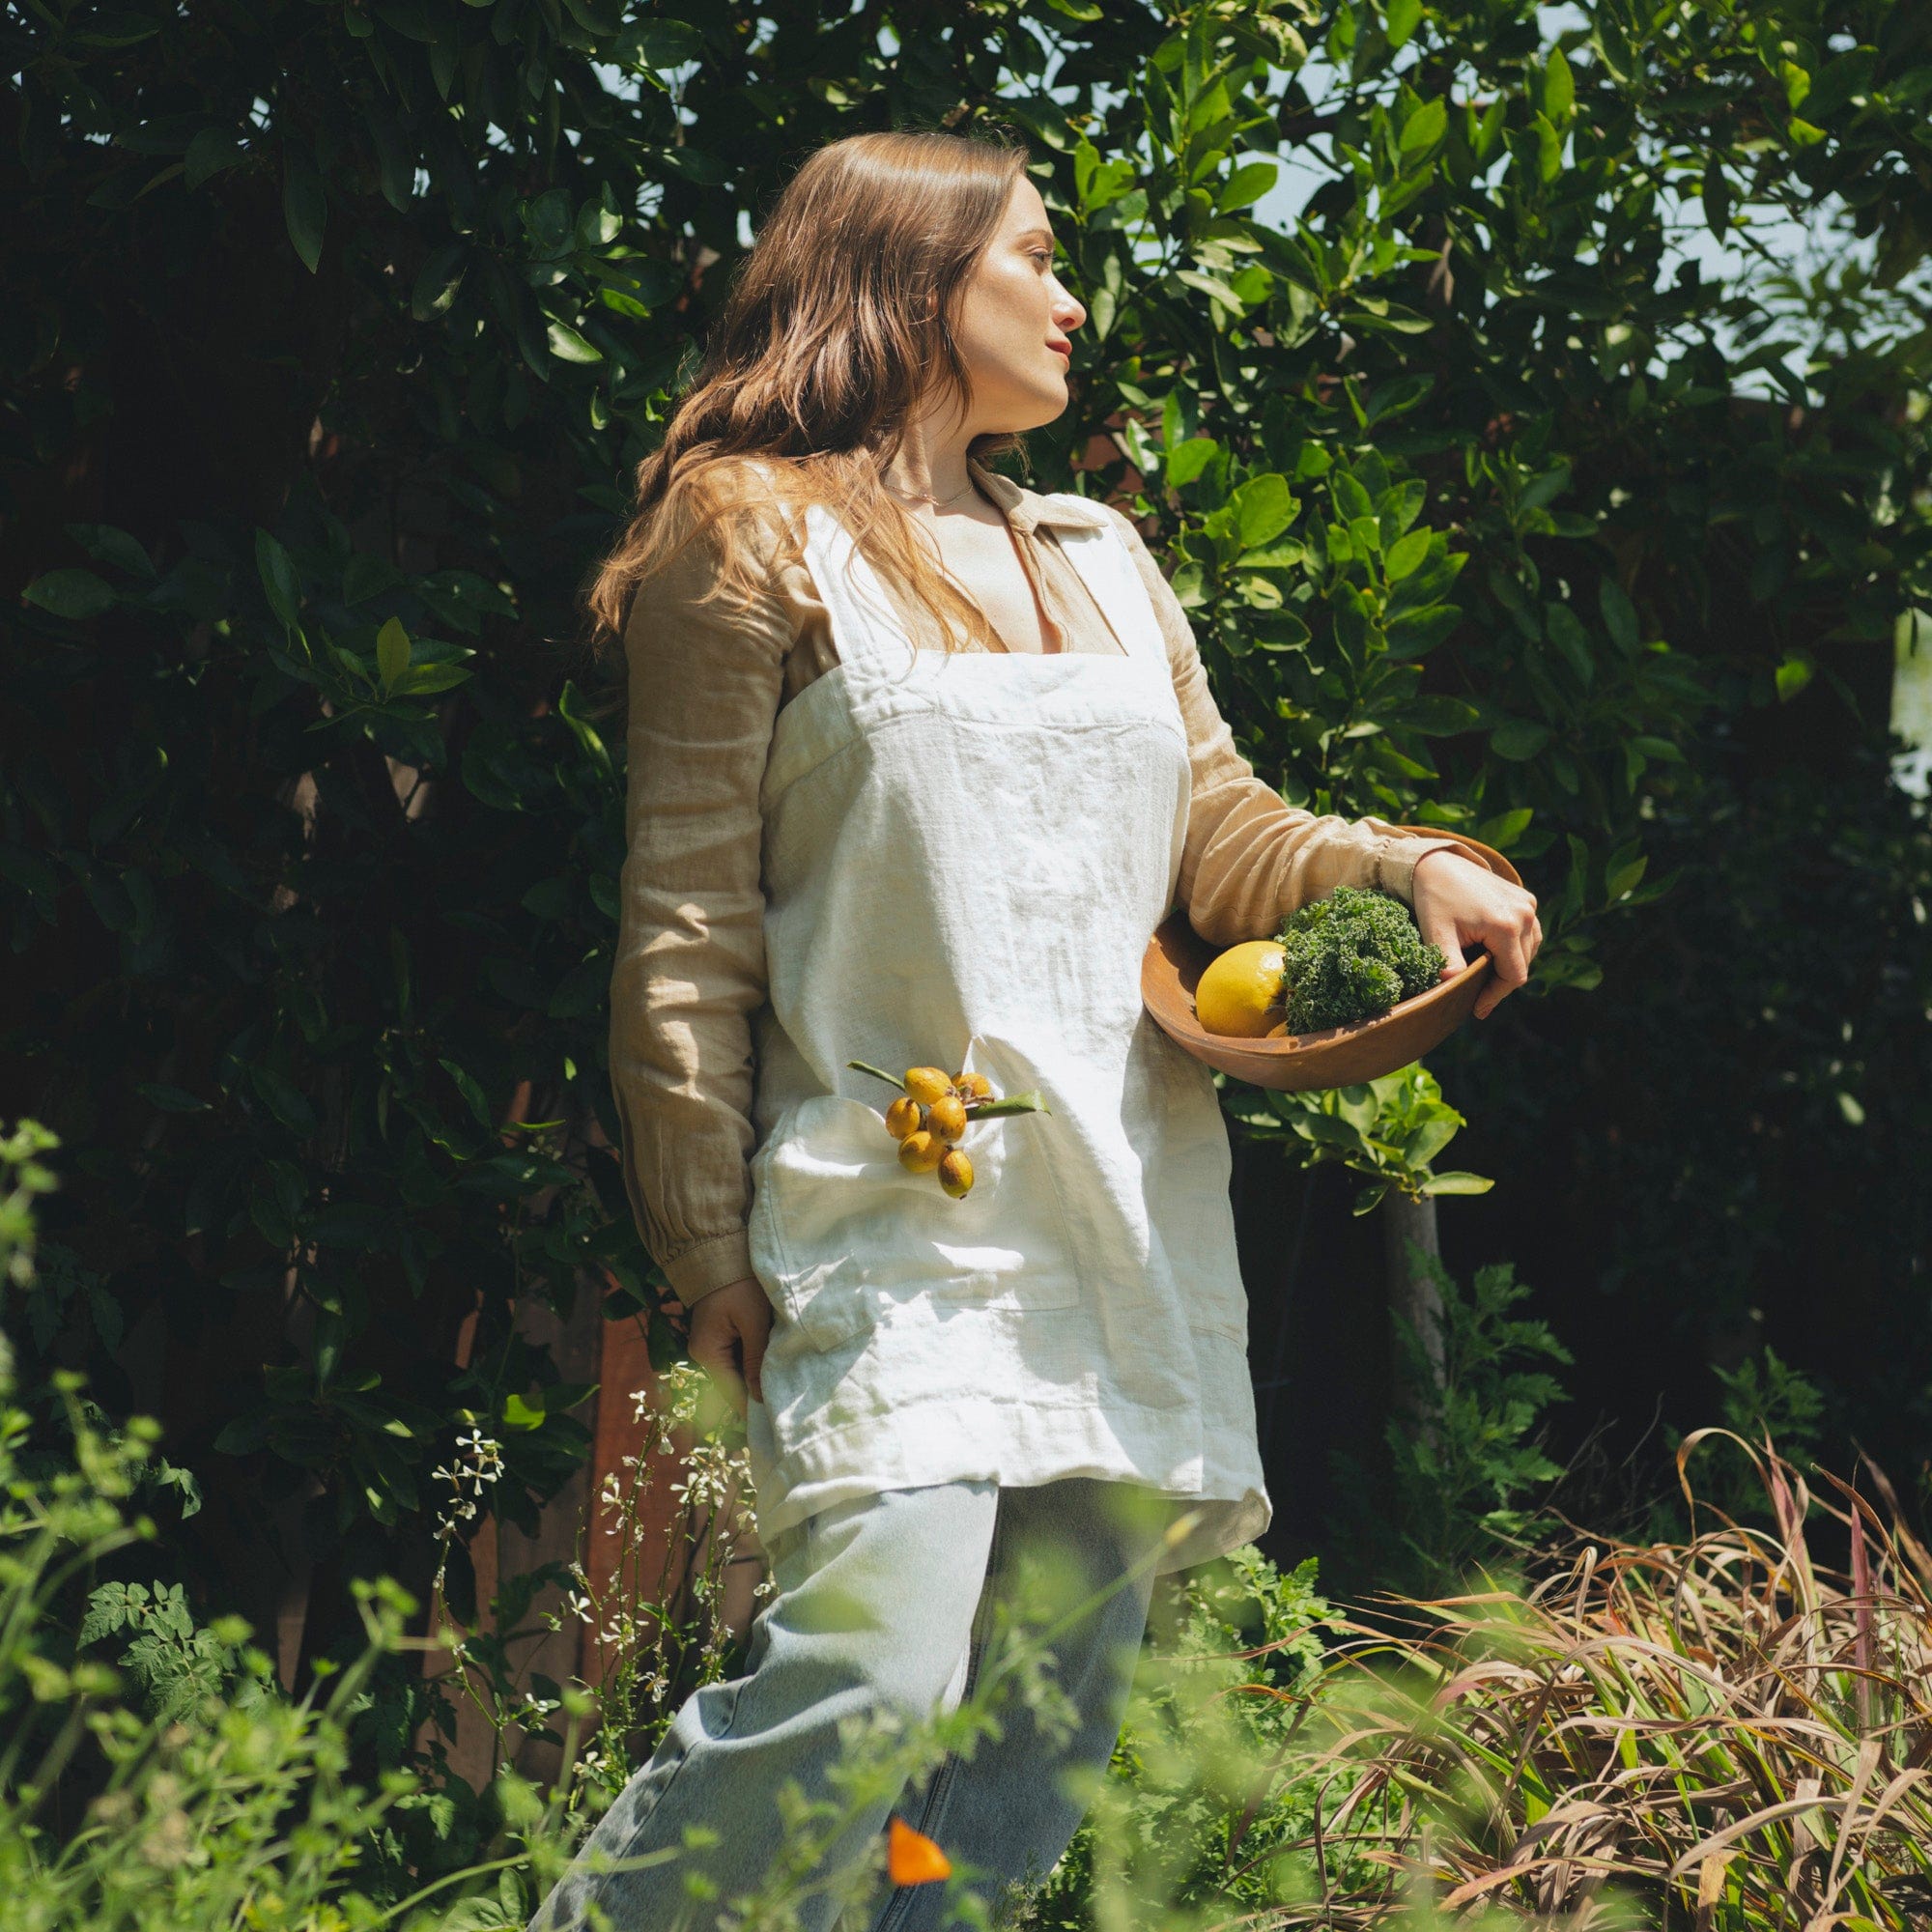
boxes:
[748,1093,1083,1351]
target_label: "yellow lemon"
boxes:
[1193,939,1289,1038]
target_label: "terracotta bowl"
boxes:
[1140,826,1523,1092]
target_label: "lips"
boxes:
[1047,339,1072,360]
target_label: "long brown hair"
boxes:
[586,129,1034,652]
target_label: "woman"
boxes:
[534,129,1540,1931]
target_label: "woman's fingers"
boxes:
[1474,906,1543,1017]
[685,1278,774,1418]
[1411,847,1542,1020]
[739,1307,769,1405]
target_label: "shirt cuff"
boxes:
[1367,827,1482,905]
[662,1229,756,1307]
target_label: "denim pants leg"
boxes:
[526,1479,1002,1932]
[525,1476,1173,1932]
[865,1477,1170,1932]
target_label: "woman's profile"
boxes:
[531,127,1541,1932]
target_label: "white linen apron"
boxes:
[742,497,1270,1575]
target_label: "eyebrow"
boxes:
[1014,225,1056,246]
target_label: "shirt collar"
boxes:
[968,463,1115,535]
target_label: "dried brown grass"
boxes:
[1264,1433,1932,1927]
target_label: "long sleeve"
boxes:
[1101,506,1469,948]
[607,517,787,1308]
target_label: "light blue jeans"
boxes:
[526,1475,1177,1932]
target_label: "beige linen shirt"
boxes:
[610,467,1465,1307]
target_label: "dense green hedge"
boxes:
[5,0,1930,1773]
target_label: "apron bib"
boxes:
[742,496,1270,1572]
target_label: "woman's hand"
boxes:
[1410,845,1543,1019]
[686,1276,773,1418]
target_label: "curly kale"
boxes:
[1275,884,1446,1033]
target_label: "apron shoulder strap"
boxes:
[1039,504,1169,668]
[799,502,918,670]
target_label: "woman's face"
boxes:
[948,176,1087,435]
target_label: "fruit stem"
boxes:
[846,1058,907,1093]
[971,1091,1051,1117]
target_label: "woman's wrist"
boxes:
[1377,832,1477,904]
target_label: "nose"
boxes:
[1051,275,1086,333]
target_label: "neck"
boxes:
[882,402,977,508]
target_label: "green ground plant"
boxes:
[3,1116,1925,1928]
[1327,1244,1574,1601]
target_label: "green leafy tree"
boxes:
[4,0,1930,1822]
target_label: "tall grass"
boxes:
[1026,1435,1932,1929]
[1291,1435,1932,1924]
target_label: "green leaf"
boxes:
[1533,112,1562,182]
[1166,438,1220,487]
[250,1065,319,1137]
[391,663,474,696]
[1232,475,1297,551]
[1400,98,1447,156]
[1776,655,1814,700]
[1605,852,1648,900]
[1545,603,1595,688]
[282,141,326,274]
[1351,1180,1390,1216]
[1384,528,1431,581]
[185,128,244,190]
[255,529,302,627]
[1419,1171,1494,1196]
[66,524,155,579]
[1403,695,1482,735]
[440,1058,497,1134]
[1384,0,1422,50]
[136,1083,210,1114]
[412,242,469,321]
[625,19,704,68]
[547,321,603,364]
[1543,46,1575,123]
[1384,606,1461,660]
[377,617,411,690]
[1701,156,1731,241]
[74,11,160,46]
[1332,471,1375,523]
[1491,719,1551,760]
[1474,806,1534,847]
[1599,579,1640,655]
[656,146,729,185]
[24,569,116,620]
[1342,302,1434,334]
[1217,159,1277,213]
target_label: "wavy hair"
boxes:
[585,128,1034,652]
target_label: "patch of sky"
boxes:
[1894,611,1932,799]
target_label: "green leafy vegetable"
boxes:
[1275,884,1446,1032]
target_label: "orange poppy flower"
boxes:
[887,1814,952,1886]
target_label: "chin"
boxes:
[1013,378,1072,432]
